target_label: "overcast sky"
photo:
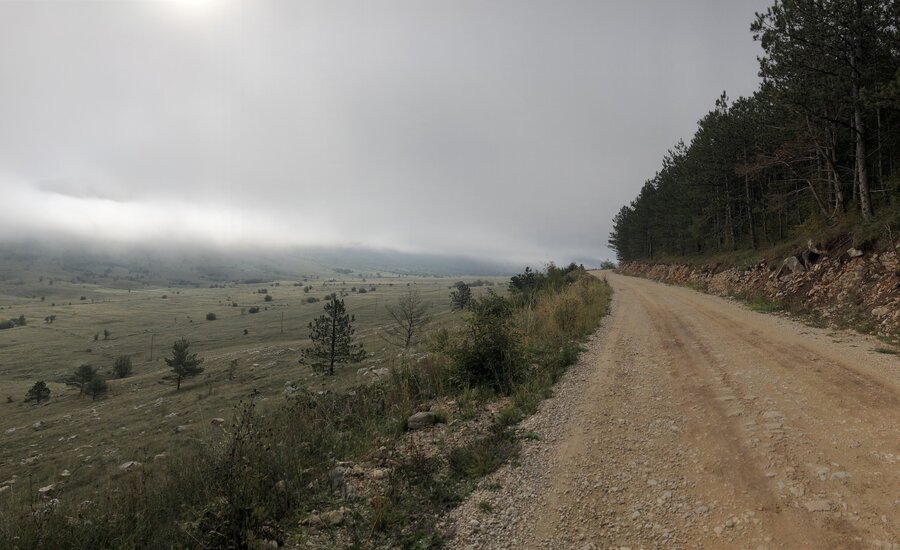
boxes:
[0,0,768,264]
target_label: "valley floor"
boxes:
[449,272,899,549]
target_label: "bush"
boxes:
[496,405,525,427]
[448,431,518,479]
[206,312,217,321]
[264,294,273,302]
[24,381,51,404]
[73,364,97,395]
[451,292,523,394]
[0,320,13,330]
[113,355,133,378]
[87,376,108,401]
[247,306,260,314]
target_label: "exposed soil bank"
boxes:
[618,246,899,337]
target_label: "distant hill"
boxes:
[0,240,517,288]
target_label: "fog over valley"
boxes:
[0,0,766,266]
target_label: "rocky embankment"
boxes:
[618,242,900,336]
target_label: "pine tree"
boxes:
[73,364,97,395]
[87,376,108,401]
[301,297,365,375]
[25,381,51,404]
[165,338,204,390]
[449,282,473,310]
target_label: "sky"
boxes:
[0,0,768,265]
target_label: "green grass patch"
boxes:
[748,295,782,313]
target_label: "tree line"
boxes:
[609,0,899,262]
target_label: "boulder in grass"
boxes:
[406,411,437,430]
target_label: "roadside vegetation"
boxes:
[0,264,611,548]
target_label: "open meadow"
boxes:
[0,257,505,505]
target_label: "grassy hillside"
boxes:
[0,263,611,549]
[0,250,508,529]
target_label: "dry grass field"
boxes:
[0,259,505,504]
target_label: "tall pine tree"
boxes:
[165,338,204,390]
[301,297,365,375]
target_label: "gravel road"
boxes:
[448,271,899,549]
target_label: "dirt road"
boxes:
[449,272,899,549]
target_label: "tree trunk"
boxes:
[852,28,872,220]
[854,100,872,220]
[743,149,756,249]
[329,314,336,375]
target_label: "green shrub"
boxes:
[748,295,781,312]
[113,355,133,378]
[448,431,518,479]
[87,376,108,401]
[451,292,524,394]
[496,405,524,427]
[24,381,50,403]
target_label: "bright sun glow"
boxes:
[167,0,220,16]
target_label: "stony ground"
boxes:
[448,272,899,550]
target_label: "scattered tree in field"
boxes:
[73,364,97,395]
[206,312,217,321]
[87,376,108,401]
[383,290,432,349]
[44,315,57,323]
[599,260,616,270]
[25,381,51,404]
[103,329,110,340]
[264,294,273,302]
[300,297,365,375]
[165,338,205,390]
[113,355,133,378]
[93,333,99,341]
[248,306,260,314]
[450,282,472,311]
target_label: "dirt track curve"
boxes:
[449,271,899,550]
